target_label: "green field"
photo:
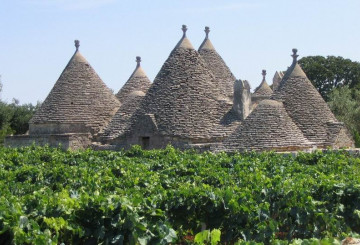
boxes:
[0,145,360,244]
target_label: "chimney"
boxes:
[233,79,251,120]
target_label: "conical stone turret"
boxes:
[30,40,121,136]
[198,26,236,101]
[115,56,151,103]
[271,49,352,147]
[222,99,312,152]
[272,71,284,91]
[253,70,272,97]
[100,57,150,141]
[114,25,239,149]
[251,70,273,110]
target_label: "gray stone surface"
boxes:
[222,99,313,152]
[251,70,273,110]
[30,41,121,136]
[115,56,151,103]
[5,133,92,150]
[198,26,236,101]
[272,71,284,91]
[253,70,272,97]
[99,57,151,141]
[271,49,353,148]
[100,91,146,141]
[233,79,251,120]
[111,25,241,149]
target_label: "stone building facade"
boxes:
[5,27,355,152]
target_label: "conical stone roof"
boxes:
[30,40,121,135]
[271,49,337,146]
[198,26,236,100]
[124,25,237,141]
[100,90,145,141]
[272,71,284,91]
[222,99,312,152]
[253,70,273,97]
[115,56,151,103]
[101,57,150,140]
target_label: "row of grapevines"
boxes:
[0,145,360,244]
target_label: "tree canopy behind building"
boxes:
[0,77,40,143]
[299,56,360,101]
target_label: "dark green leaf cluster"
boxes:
[328,86,360,147]
[0,146,360,244]
[0,102,40,144]
[299,56,360,101]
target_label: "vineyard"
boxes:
[0,145,360,244]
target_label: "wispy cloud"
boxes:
[24,0,117,10]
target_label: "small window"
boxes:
[141,137,150,149]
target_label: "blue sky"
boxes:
[1,0,360,104]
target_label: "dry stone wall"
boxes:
[5,133,92,150]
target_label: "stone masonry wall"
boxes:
[5,134,92,150]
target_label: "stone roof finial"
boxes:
[182,25,188,37]
[75,40,80,51]
[262,70,267,81]
[292,48,299,62]
[205,26,210,39]
[136,56,141,67]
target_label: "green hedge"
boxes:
[0,145,360,244]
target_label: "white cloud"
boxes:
[25,0,117,10]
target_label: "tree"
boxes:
[327,86,360,147]
[9,102,39,135]
[298,56,360,101]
